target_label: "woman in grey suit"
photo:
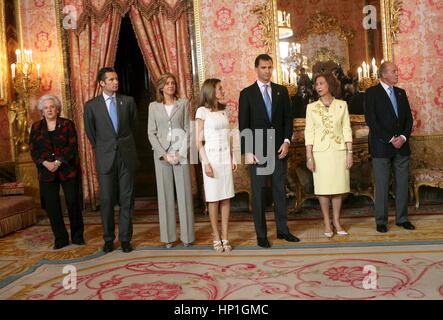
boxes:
[148,73,195,248]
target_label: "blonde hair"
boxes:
[155,73,178,103]
[199,78,225,111]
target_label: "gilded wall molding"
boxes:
[308,47,345,69]
[55,0,70,118]
[380,0,402,61]
[192,0,205,89]
[0,0,9,106]
[251,0,281,83]
[296,12,355,44]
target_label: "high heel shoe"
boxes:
[323,232,334,238]
[221,240,232,252]
[213,240,224,252]
[211,233,224,252]
[165,242,174,248]
[332,223,349,236]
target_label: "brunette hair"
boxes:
[155,73,179,103]
[199,78,226,111]
[97,67,116,83]
[314,72,340,98]
[254,54,273,68]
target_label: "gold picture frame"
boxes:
[0,0,9,106]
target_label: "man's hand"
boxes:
[245,153,259,165]
[392,136,405,149]
[278,142,289,159]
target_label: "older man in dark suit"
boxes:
[239,54,299,248]
[84,67,139,253]
[364,61,414,233]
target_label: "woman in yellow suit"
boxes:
[305,73,353,237]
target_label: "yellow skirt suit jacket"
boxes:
[304,99,353,195]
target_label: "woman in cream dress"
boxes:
[196,79,237,252]
[305,73,353,238]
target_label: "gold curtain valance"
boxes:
[66,0,190,34]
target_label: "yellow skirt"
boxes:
[312,149,350,195]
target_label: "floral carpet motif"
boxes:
[1,202,443,299]
[1,246,443,300]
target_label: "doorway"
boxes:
[114,14,156,198]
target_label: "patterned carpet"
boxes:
[1,201,443,300]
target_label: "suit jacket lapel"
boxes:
[271,82,279,122]
[100,95,117,136]
[116,94,124,134]
[377,84,397,119]
[393,87,404,121]
[169,100,180,120]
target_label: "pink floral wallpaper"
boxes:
[199,0,268,124]
[395,0,443,134]
[19,0,65,124]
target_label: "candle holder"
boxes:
[282,82,298,97]
[9,50,41,154]
[358,77,379,92]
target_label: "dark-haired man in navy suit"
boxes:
[238,54,300,248]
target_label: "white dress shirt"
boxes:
[256,80,290,145]
[379,80,406,142]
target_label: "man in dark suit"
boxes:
[364,61,414,233]
[84,67,139,253]
[239,54,300,248]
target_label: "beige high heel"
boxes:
[211,233,224,252]
[221,240,232,252]
[213,240,224,252]
[333,222,349,236]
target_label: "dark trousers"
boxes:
[372,153,410,225]
[249,157,289,239]
[98,149,135,242]
[40,178,84,244]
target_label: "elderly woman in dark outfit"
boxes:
[29,95,84,249]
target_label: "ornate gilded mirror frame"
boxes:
[0,0,9,106]
[380,0,402,61]
[251,0,402,85]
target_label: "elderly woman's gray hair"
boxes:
[37,95,62,114]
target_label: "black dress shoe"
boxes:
[257,237,271,248]
[277,233,300,242]
[376,225,388,233]
[103,241,114,253]
[396,222,415,230]
[53,241,69,250]
[72,238,85,245]
[121,241,133,253]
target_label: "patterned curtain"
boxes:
[129,1,193,100]
[66,0,195,209]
